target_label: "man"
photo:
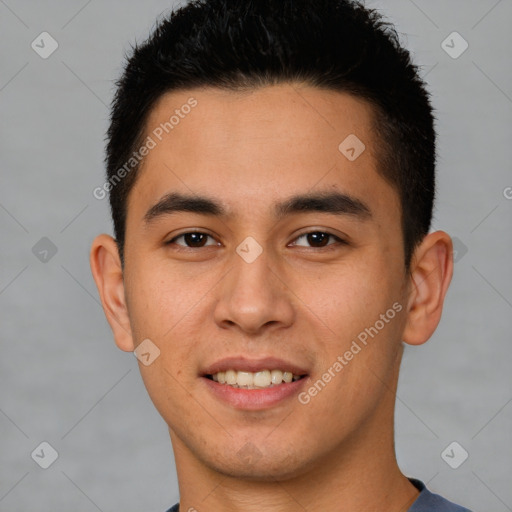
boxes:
[90,0,473,510]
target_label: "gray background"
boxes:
[1,1,511,510]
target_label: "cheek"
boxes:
[126,269,205,424]
[297,256,398,332]
[296,255,405,391]
[125,259,204,340]
[124,259,209,375]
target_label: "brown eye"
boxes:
[292,231,344,248]
[167,232,218,248]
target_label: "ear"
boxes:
[402,230,454,346]
[89,234,134,352]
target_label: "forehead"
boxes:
[128,84,399,225]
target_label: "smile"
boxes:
[207,369,304,389]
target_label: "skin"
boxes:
[90,83,453,512]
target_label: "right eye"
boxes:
[166,231,220,248]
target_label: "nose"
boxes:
[213,244,295,335]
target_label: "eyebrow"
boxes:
[143,191,372,224]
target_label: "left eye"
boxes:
[291,231,343,248]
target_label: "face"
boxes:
[118,84,412,479]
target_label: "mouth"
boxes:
[204,369,306,389]
[200,357,309,410]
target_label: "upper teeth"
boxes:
[211,369,302,388]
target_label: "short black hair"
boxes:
[105,0,436,271]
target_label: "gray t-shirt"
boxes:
[165,478,473,511]
[408,479,472,511]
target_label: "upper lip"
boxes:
[201,356,309,376]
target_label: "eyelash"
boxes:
[165,230,347,250]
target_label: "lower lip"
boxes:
[201,376,307,410]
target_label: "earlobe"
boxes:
[89,234,135,352]
[402,231,454,346]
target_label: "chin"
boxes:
[203,447,309,482]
